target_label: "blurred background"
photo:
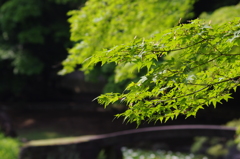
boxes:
[0,0,240,158]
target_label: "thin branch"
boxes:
[151,38,210,54]
[155,76,240,103]
[201,53,240,56]
[185,76,240,86]
[156,85,210,103]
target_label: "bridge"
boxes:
[20,125,237,159]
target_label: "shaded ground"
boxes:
[5,95,240,141]
[2,87,239,141]
[10,110,137,140]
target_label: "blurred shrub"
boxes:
[227,119,240,150]
[190,119,240,158]
[0,133,20,159]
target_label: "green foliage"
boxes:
[200,3,240,25]
[0,0,43,44]
[60,0,196,92]
[48,0,80,4]
[84,17,240,125]
[0,0,85,97]
[0,0,84,75]
[62,1,240,124]
[191,136,233,158]
[227,119,240,150]
[0,0,45,77]
[0,48,44,75]
[0,133,20,159]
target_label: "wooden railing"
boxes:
[19,125,236,159]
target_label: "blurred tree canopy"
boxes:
[0,0,85,101]
[0,0,239,104]
[61,0,239,93]
[60,0,196,93]
[61,0,240,124]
